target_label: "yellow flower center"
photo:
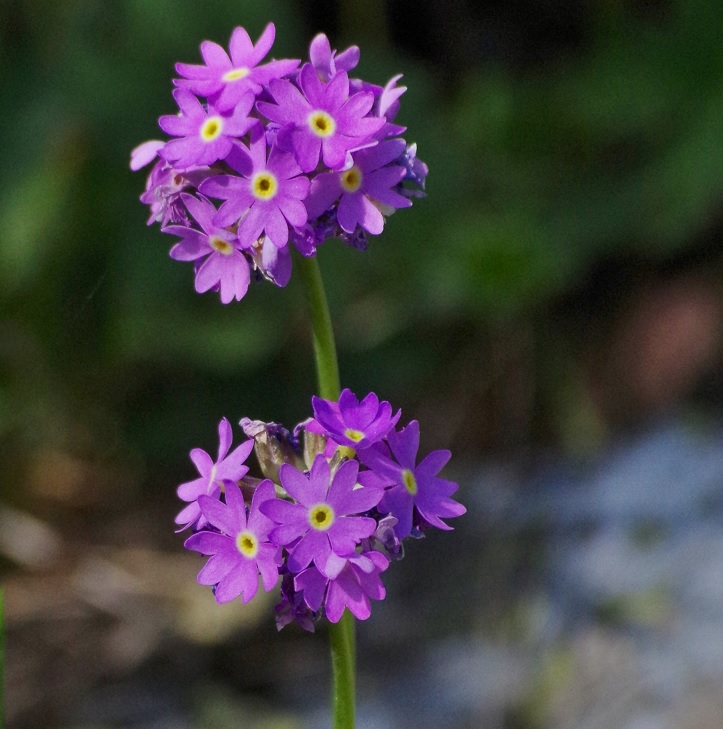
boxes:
[251,172,278,200]
[222,67,250,82]
[200,116,224,142]
[340,166,363,193]
[401,469,418,496]
[308,110,336,138]
[308,503,335,531]
[344,428,365,443]
[209,236,234,256]
[236,530,259,558]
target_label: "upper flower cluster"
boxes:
[131,24,428,304]
[179,389,465,629]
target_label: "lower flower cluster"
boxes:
[179,389,466,630]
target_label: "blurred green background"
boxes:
[2,0,723,725]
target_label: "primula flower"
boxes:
[294,549,389,623]
[249,234,292,287]
[258,64,386,172]
[311,388,401,450]
[131,144,213,227]
[305,139,412,235]
[261,455,383,578]
[308,33,360,83]
[163,193,252,304]
[159,89,256,169]
[358,420,466,539]
[200,126,309,248]
[184,480,281,603]
[175,23,299,112]
[175,417,254,529]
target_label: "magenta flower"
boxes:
[308,33,360,83]
[305,138,412,235]
[358,420,466,539]
[175,417,254,529]
[312,388,401,450]
[249,234,292,287]
[184,480,281,603]
[200,126,310,248]
[257,64,386,172]
[175,23,299,112]
[159,89,256,169]
[261,455,383,578]
[163,193,251,304]
[294,549,388,623]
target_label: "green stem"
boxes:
[294,253,341,401]
[295,252,356,729]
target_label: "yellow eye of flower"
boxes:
[344,428,365,443]
[222,67,250,82]
[251,172,278,200]
[308,503,335,531]
[308,110,336,138]
[209,236,234,256]
[402,469,418,496]
[200,116,223,142]
[340,166,363,193]
[236,530,259,558]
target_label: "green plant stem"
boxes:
[295,252,356,729]
[294,253,341,401]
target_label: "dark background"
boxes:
[2,1,723,727]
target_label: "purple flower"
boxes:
[294,549,389,623]
[358,420,466,539]
[249,234,292,287]
[312,389,401,450]
[308,33,360,83]
[257,64,386,172]
[305,139,412,235]
[200,126,310,248]
[275,565,317,632]
[400,142,429,197]
[184,480,281,603]
[175,23,299,112]
[159,89,256,169]
[175,417,254,529]
[261,455,383,578]
[163,193,252,303]
[376,74,406,121]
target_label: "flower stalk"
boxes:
[296,249,356,728]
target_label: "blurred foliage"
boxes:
[1,0,722,499]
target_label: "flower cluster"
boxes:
[131,25,427,303]
[179,389,465,629]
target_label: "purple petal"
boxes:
[168,230,210,261]
[277,196,308,229]
[130,140,164,171]
[216,417,233,460]
[217,438,254,480]
[197,553,238,585]
[288,530,329,573]
[228,26,254,64]
[337,192,383,235]
[184,530,231,555]
[215,559,259,603]
[387,420,420,469]
[326,459,359,510]
[295,566,328,612]
[200,40,231,70]
[190,448,213,476]
[198,494,238,535]
[264,204,289,247]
